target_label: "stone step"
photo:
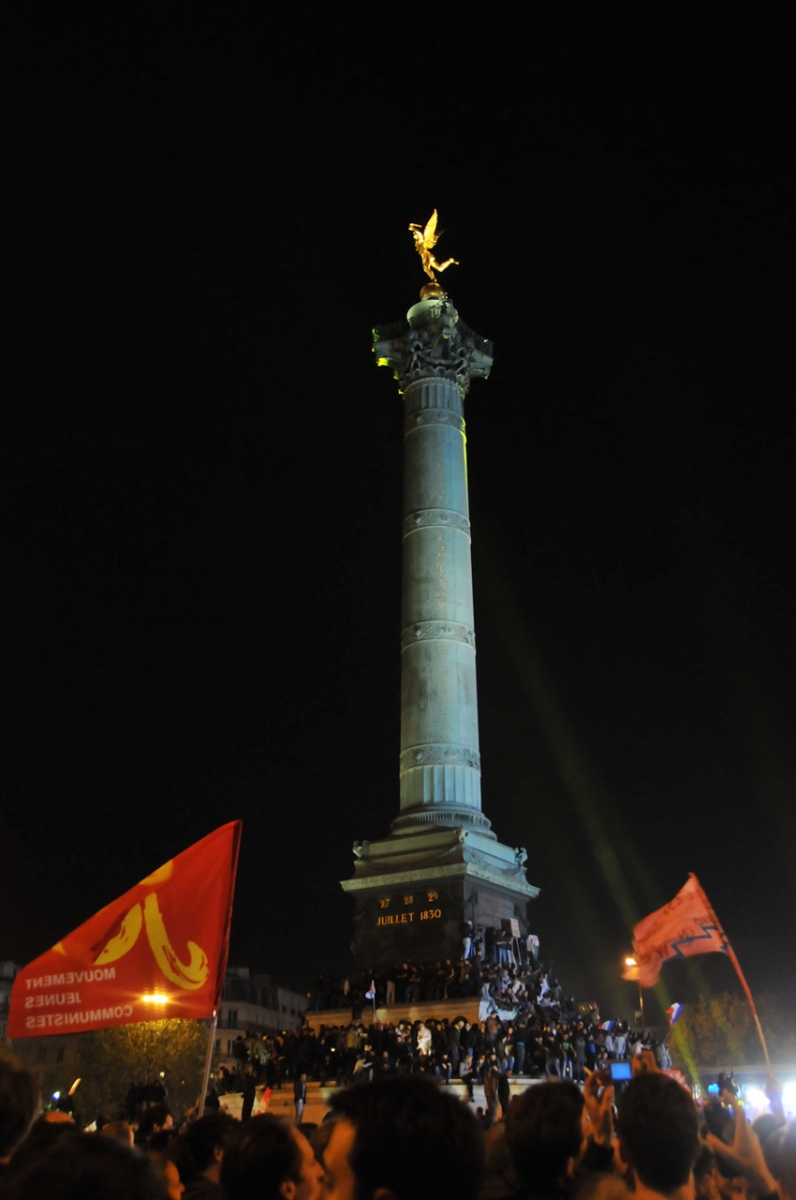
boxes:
[215,1076,542,1125]
[303,995,481,1032]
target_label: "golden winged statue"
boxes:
[408,210,459,283]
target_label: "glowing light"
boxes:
[141,991,169,1005]
[743,1086,768,1114]
[52,1091,60,1101]
[782,1082,796,1117]
[625,957,637,967]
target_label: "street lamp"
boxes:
[141,992,169,1006]
[624,957,645,1026]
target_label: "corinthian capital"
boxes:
[374,296,493,398]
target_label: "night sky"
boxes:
[5,13,794,1025]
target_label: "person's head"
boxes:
[0,1058,39,1162]
[102,1119,135,1146]
[148,1147,185,1200]
[174,1111,237,1182]
[766,1120,796,1200]
[505,1080,584,1195]
[4,1129,165,1200]
[137,1102,173,1142]
[752,1112,779,1146]
[618,1072,699,1194]
[573,1173,632,1200]
[324,1075,484,1200]
[222,1115,323,1200]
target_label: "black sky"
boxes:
[4,11,795,1023]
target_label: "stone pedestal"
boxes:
[342,290,538,968]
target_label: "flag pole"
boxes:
[697,877,773,1077]
[198,1010,218,1117]
[725,944,772,1075]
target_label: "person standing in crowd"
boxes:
[505,1080,586,1198]
[617,1072,699,1200]
[293,1072,308,1124]
[241,1069,256,1123]
[0,1059,39,1170]
[484,1066,500,1126]
[222,1115,322,1200]
[174,1112,236,1200]
[322,1075,484,1200]
[497,1066,511,1119]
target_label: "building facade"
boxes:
[215,967,307,1057]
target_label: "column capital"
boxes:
[373,296,493,398]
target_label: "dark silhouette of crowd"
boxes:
[2,1048,796,1200]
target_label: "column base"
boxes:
[342,862,538,970]
[341,826,538,969]
[390,806,493,836]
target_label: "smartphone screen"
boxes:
[610,1060,633,1081]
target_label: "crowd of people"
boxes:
[0,929,791,1198]
[217,1014,672,1095]
[2,1051,796,1200]
[313,928,552,1011]
[215,962,671,1098]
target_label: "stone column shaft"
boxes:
[372,294,495,835]
[398,376,482,822]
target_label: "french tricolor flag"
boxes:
[666,1002,685,1026]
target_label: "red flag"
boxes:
[8,821,241,1038]
[631,873,729,988]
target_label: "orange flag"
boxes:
[8,821,241,1038]
[628,873,729,988]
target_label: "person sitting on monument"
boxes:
[480,981,500,1018]
[414,1021,432,1060]
[322,1074,484,1200]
